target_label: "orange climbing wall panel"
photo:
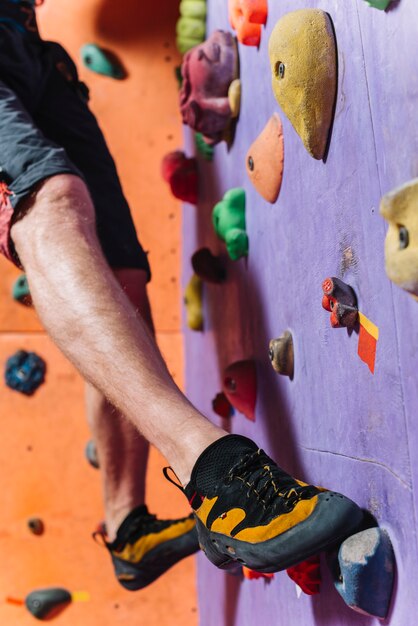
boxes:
[0,0,196,624]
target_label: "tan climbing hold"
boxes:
[245,113,284,203]
[268,9,337,160]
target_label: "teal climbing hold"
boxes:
[80,44,125,79]
[12,273,32,306]
[212,188,248,261]
[85,439,99,469]
[195,133,214,161]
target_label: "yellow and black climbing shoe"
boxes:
[95,505,199,590]
[168,435,363,573]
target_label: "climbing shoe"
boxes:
[95,505,199,590]
[171,435,363,573]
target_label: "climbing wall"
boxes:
[0,0,197,624]
[181,0,418,624]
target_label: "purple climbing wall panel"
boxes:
[182,1,418,624]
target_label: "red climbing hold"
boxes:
[222,360,257,421]
[161,151,198,204]
[212,392,234,418]
[286,555,321,595]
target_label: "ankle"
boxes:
[105,502,145,542]
[170,428,228,486]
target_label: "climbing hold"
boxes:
[80,44,125,79]
[179,30,240,145]
[364,0,392,8]
[228,0,267,47]
[246,113,284,203]
[191,248,226,283]
[322,277,358,329]
[176,0,207,54]
[268,9,337,160]
[212,188,248,261]
[286,555,321,595]
[211,392,234,418]
[184,274,203,331]
[269,331,294,378]
[242,567,274,580]
[174,66,183,89]
[228,78,241,119]
[330,527,395,619]
[380,177,418,299]
[222,360,257,421]
[25,588,72,620]
[27,518,45,536]
[195,133,214,161]
[85,440,99,469]
[5,350,46,395]
[161,151,198,204]
[12,273,32,306]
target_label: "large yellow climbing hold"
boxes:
[268,9,337,160]
[380,178,418,299]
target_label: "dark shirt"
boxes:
[0,1,38,36]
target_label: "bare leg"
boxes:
[85,269,153,540]
[11,175,226,485]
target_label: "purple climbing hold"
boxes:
[4,350,46,396]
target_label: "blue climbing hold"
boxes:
[5,350,46,395]
[331,527,395,619]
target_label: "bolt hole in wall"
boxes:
[176,0,418,625]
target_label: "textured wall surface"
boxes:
[0,1,197,625]
[182,0,418,624]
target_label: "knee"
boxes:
[11,174,96,254]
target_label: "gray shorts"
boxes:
[0,4,151,278]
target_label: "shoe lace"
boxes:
[225,450,317,510]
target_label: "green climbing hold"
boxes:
[176,0,207,54]
[12,273,32,306]
[80,44,125,79]
[174,65,183,89]
[180,0,207,19]
[195,133,214,161]
[364,0,391,8]
[212,188,248,261]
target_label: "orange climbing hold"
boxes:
[228,0,267,46]
[246,113,284,203]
